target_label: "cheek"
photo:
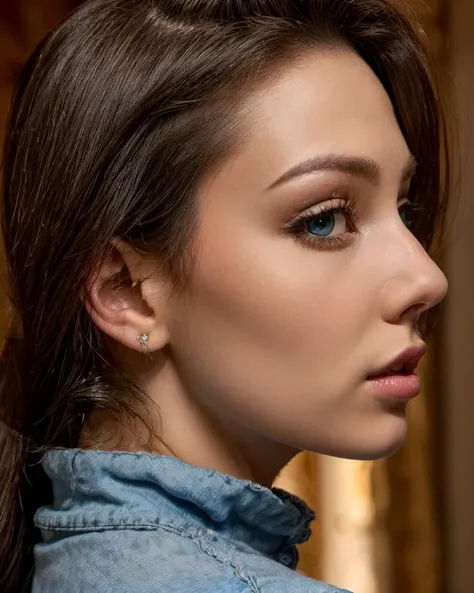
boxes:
[169,221,377,409]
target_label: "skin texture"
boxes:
[88,50,448,486]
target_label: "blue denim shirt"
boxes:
[33,449,352,592]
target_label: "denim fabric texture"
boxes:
[33,449,353,592]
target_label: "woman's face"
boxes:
[166,49,448,460]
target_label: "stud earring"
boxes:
[137,333,149,346]
[136,333,152,359]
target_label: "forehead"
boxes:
[233,49,410,184]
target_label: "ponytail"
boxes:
[0,338,43,593]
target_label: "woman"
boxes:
[0,0,451,591]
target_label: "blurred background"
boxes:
[0,1,473,593]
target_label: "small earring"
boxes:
[137,333,149,346]
[136,333,152,360]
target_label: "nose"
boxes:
[381,229,448,327]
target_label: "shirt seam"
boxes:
[194,534,260,593]
[35,516,270,557]
[36,518,260,592]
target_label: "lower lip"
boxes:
[366,373,422,400]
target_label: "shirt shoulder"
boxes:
[34,528,252,593]
[33,526,351,593]
[231,543,352,593]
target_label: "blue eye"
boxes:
[305,211,347,237]
[306,213,335,236]
[286,198,354,249]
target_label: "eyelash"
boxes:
[285,197,357,250]
[286,195,419,251]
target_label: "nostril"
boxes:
[401,302,426,322]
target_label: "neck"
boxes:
[82,355,297,487]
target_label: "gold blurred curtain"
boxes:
[1,2,447,593]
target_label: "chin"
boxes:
[345,418,409,461]
[303,413,409,461]
[347,438,406,461]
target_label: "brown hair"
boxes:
[0,0,450,590]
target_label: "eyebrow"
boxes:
[267,154,417,190]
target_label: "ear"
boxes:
[85,241,170,353]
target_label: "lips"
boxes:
[368,344,427,379]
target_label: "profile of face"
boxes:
[93,49,448,471]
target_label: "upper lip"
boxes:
[368,343,427,378]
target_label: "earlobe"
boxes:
[84,242,170,353]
